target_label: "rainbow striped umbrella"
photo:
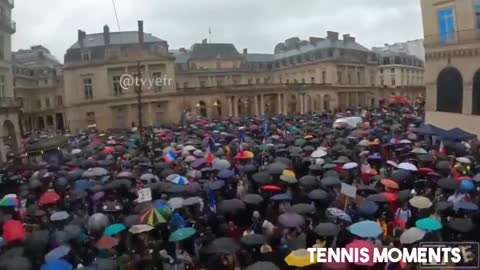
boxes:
[139,208,167,227]
[0,195,18,207]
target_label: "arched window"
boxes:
[473,69,480,115]
[436,67,463,113]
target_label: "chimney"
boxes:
[202,38,207,44]
[78,30,86,47]
[326,31,339,41]
[309,37,325,45]
[179,47,186,53]
[342,34,350,41]
[243,48,248,54]
[138,20,144,44]
[103,25,110,45]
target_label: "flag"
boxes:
[262,119,269,137]
[206,135,215,165]
[164,151,176,163]
[207,188,216,212]
[439,140,446,154]
[238,129,245,153]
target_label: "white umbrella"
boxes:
[456,157,471,164]
[342,162,358,170]
[184,155,196,163]
[162,146,175,154]
[399,139,412,144]
[398,162,418,171]
[386,160,398,168]
[411,148,427,154]
[357,139,370,147]
[129,224,154,234]
[311,148,327,158]
[167,197,184,209]
[183,145,196,151]
[212,159,231,170]
[166,174,179,182]
[400,227,426,244]
[409,196,432,209]
[72,149,82,155]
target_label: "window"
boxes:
[301,78,305,84]
[380,77,384,86]
[200,80,206,88]
[57,96,63,106]
[45,97,50,108]
[248,78,252,85]
[0,36,4,60]
[390,68,395,73]
[81,50,91,61]
[86,112,95,124]
[0,76,4,98]
[311,77,315,84]
[83,78,93,99]
[294,79,298,84]
[112,75,122,95]
[152,72,162,91]
[476,0,480,28]
[322,71,326,83]
[380,68,383,74]
[217,80,223,87]
[286,79,290,84]
[36,99,41,109]
[347,73,351,84]
[391,77,396,86]
[357,72,361,84]
[256,78,260,84]
[337,71,342,84]
[437,7,456,43]
[216,61,221,69]
[183,82,189,88]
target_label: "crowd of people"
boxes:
[0,104,478,270]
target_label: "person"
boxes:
[394,203,411,229]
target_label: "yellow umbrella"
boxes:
[282,170,295,177]
[284,249,316,267]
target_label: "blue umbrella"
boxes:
[460,180,475,192]
[50,211,70,222]
[41,259,73,270]
[367,152,382,160]
[45,245,71,262]
[218,170,234,179]
[104,223,127,236]
[357,201,379,216]
[454,201,479,211]
[170,175,189,185]
[416,217,442,231]
[349,220,383,238]
[271,193,292,201]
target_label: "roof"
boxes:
[272,39,370,60]
[189,43,240,59]
[68,31,166,49]
[13,47,60,68]
[244,53,274,62]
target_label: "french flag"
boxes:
[164,151,177,163]
[238,129,245,154]
[206,135,215,165]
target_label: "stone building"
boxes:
[13,45,65,133]
[20,21,425,133]
[421,0,480,135]
[0,0,20,161]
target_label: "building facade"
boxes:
[421,0,480,135]
[13,45,65,133]
[26,23,425,133]
[0,0,20,161]
[373,39,426,61]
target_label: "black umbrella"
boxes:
[251,172,272,184]
[274,157,293,168]
[241,164,257,174]
[391,170,411,182]
[204,237,240,254]
[299,175,317,188]
[242,194,264,205]
[397,189,414,202]
[245,262,279,270]
[288,203,315,215]
[267,163,287,175]
[324,170,340,178]
[308,189,328,200]
[102,201,123,212]
[355,184,377,194]
[357,200,379,216]
[123,215,140,227]
[278,212,304,228]
[321,176,341,187]
[437,177,458,190]
[218,199,246,214]
[448,218,473,233]
[203,180,225,191]
[240,234,266,246]
[0,256,31,270]
[435,201,453,211]
[436,161,451,170]
[25,230,49,252]
[314,222,340,236]
[366,194,389,203]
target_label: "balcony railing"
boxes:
[424,29,480,48]
[0,97,21,108]
[0,16,15,33]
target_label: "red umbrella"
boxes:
[380,179,399,189]
[419,167,433,175]
[381,192,397,202]
[3,220,26,242]
[96,236,119,249]
[103,147,115,154]
[260,185,281,192]
[39,190,60,205]
[345,239,377,266]
[364,168,378,176]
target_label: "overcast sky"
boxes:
[13,0,423,62]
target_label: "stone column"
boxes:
[277,94,282,114]
[254,95,259,116]
[0,137,6,163]
[52,114,57,130]
[260,95,265,116]
[283,93,288,115]
[228,97,233,117]
[300,94,305,114]
[233,96,239,118]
